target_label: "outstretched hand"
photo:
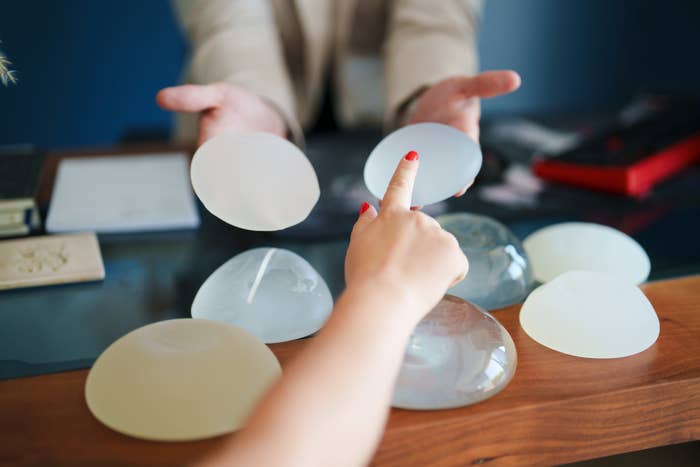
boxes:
[156,82,287,146]
[409,70,521,197]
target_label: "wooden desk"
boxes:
[1,275,698,466]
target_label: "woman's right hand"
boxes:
[345,151,469,325]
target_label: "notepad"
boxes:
[46,153,200,233]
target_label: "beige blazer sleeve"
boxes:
[174,0,304,145]
[383,0,482,130]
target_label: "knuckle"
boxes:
[415,212,436,227]
[411,212,428,228]
[445,236,465,262]
[441,231,460,248]
[381,204,401,216]
[350,221,363,239]
[451,254,469,283]
[415,211,429,222]
[388,175,410,191]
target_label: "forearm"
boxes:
[203,284,421,467]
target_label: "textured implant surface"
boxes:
[192,248,333,343]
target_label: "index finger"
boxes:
[381,150,419,211]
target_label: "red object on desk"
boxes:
[533,131,700,196]
[532,96,700,197]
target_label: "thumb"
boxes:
[351,202,378,238]
[455,70,521,99]
[156,83,225,113]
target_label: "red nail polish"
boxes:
[359,202,370,215]
[404,150,419,161]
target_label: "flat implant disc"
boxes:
[364,123,482,206]
[191,132,320,231]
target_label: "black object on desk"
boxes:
[0,145,44,237]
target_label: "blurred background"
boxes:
[1,3,700,465]
[1,0,699,149]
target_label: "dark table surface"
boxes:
[1,129,700,380]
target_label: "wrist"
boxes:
[395,86,427,128]
[259,99,288,136]
[340,278,432,332]
[258,96,305,148]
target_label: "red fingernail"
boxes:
[359,202,370,215]
[404,150,419,161]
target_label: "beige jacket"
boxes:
[174,0,480,144]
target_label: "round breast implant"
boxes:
[192,247,333,344]
[85,319,281,441]
[438,213,534,310]
[393,295,517,410]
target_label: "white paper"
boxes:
[364,123,482,206]
[519,270,660,359]
[85,319,280,441]
[46,153,199,233]
[190,132,320,231]
[523,222,650,285]
[485,119,580,155]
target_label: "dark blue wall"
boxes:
[479,0,700,115]
[0,0,698,149]
[0,0,185,149]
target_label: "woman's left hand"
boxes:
[408,70,521,197]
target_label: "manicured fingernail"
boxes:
[359,202,370,215]
[404,150,419,161]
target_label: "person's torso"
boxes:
[271,0,388,129]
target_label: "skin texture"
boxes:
[199,154,468,467]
